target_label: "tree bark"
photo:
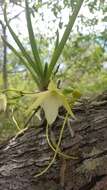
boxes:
[0,92,107,190]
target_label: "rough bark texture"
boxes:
[0,92,107,190]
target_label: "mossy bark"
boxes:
[0,92,107,190]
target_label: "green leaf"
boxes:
[63,87,74,95]
[25,0,43,76]
[1,36,40,87]
[43,62,48,78]
[54,29,59,51]
[47,0,84,78]
[3,4,40,77]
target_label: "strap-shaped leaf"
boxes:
[43,62,48,77]
[2,36,40,87]
[25,0,43,76]
[4,4,40,77]
[54,29,59,51]
[48,0,84,78]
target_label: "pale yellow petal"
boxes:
[48,80,57,91]
[58,93,75,119]
[41,93,62,125]
[26,91,49,115]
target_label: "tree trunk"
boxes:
[2,25,8,90]
[0,22,8,90]
[0,92,107,190]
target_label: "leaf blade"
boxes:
[25,0,43,76]
[1,36,40,86]
[3,4,40,77]
[48,0,84,78]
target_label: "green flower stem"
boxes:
[34,112,68,178]
[12,109,21,131]
[0,89,37,95]
[46,122,78,159]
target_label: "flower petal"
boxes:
[58,93,75,119]
[41,93,62,125]
[26,91,49,115]
[48,80,57,91]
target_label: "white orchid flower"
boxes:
[27,81,75,125]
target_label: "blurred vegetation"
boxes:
[0,0,107,142]
[60,33,107,94]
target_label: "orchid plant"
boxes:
[1,0,84,177]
